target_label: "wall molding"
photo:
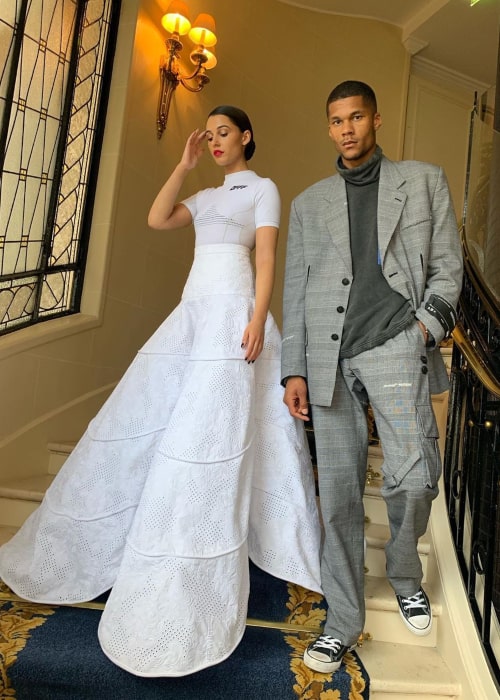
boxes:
[411,55,490,96]
[0,314,100,362]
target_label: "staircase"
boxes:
[0,441,463,699]
[360,445,459,700]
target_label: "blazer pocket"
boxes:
[399,214,432,232]
[385,269,413,303]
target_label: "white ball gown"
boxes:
[0,170,322,677]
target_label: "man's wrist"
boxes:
[425,329,435,348]
[281,375,306,387]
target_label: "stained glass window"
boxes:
[0,0,120,334]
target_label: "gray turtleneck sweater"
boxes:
[337,146,413,358]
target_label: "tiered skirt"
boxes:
[0,244,322,676]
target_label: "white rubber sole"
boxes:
[398,609,433,636]
[303,653,342,674]
[303,644,356,674]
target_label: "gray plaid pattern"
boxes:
[281,157,463,406]
[312,323,439,643]
[281,155,463,646]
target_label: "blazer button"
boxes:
[337,306,345,313]
[331,333,339,341]
[342,278,350,286]
[421,366,428,374]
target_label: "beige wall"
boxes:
[0,0,142,476]
[1,0,473,478]
[404,63,477,223]
[138,0,410,326]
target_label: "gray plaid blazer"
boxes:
[281,156,463,407]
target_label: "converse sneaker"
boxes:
[303,634,355,673]
[396,587,432,636]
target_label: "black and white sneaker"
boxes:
[396,587,432,636]
[303,634,355,673]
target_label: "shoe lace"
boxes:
[401,591,427,612]
[311,635,343,652]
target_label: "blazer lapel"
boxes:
[324,176,352,274]
[378,159,407,264]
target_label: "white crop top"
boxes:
[182,170,280,249]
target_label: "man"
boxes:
[281,80,463,674]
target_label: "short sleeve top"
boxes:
[182,170,280,249]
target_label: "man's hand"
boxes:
[283,376,309,421]
[417,319,428,344]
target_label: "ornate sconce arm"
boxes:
[156,3,218,139]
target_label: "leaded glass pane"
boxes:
[0,0,120,335]
[0,275,37,330]
[39,268,74,315]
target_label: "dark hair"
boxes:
[326,80,378,116]
[208,105,256,161]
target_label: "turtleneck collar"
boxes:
[336,145,382,186]
[224,170,255,184]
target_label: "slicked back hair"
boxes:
[208,105,256,161]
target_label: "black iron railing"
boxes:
[444,93,500,687]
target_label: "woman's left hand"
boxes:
[241,318,266,362]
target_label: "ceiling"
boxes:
[278,0,500,87]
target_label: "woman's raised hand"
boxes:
[180,129,207,170]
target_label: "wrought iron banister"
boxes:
[444,93,500,689]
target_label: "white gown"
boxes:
[0,170,322,677]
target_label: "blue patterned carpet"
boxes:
[0,562,369,699]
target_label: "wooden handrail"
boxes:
[451,321,500,398]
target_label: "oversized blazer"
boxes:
[281,156,464,407]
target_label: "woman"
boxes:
[0,106,321,677]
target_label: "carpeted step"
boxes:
[0,564,369,699]
[1,603,368,699]
[247,560,325,627]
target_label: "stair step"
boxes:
[0,424,463,696]
[0,475,54,501]
[364,491,388,526]
[364,575,440,647]
[365,521,430,582]
[358,640,460,699]
[0,523,456,693]
[47,441,74,475]
[367,443,384,465]
[0,475,53,527]
[364,444,386,526]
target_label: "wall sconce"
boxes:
[157,1,217,139]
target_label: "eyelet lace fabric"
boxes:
[0,244,322,677]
